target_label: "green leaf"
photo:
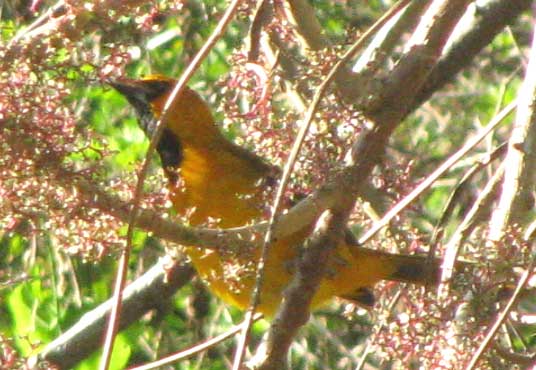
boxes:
[75,333,131,370]
[6,282,55,356]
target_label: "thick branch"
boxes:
[283,0,328,51]
[352,1,428,73]
[34,257,194,370]
[255,210,349,370]
[251,1,473,368]
[29,2,531,369]
[368,0,472,120]
[69,173,249,249]
[280,0,404,99]
[66,170,334,251]
[414,0,532,109]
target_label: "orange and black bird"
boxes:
[111,75,444,316]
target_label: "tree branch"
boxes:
[65,169,333,252]
[251,1,473,368]
[33,257,195,370]
[414,0,532,109]
[254,210,349,370]
[283,0,329,51]
[28,2,531,369]
[487,11,536,242]
[352,0,428,73]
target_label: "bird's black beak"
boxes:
[109,78,150,107]
[109,77,173,105]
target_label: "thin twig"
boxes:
[283,0,329,51]
[487,16,536,243]
[429,66,517,247]
[352,0,427,73]
[466,21,536,367]
[247,0,271,62]
[465,259,535,370]
[256,210,350,370]
[233,2,411,369]
[429,143,507,251]
[358,101,516,245]
[99,1,244,368]
[128,314,262,370]
[437,162,505,300]
[7,0,66,48]
[414,0,532,110]
[36,257,194,369]
[355,290,403,370]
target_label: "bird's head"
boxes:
[110,75,217,143]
